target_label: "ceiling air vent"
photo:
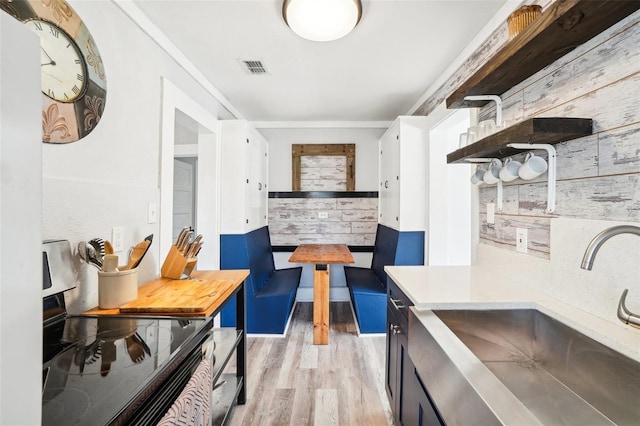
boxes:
[240,59,268,75]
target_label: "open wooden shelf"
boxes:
[446,0,640,109]
[447,117,592,164]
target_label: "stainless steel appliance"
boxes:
[41,240,213,425]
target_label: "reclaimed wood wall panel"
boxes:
[268,197,378,246]
[598,124,640,175]
[470,8,640,259]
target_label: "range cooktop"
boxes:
[43,314,211,425]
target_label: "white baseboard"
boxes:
[295,287,350,302]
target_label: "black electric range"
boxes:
[42,288,212,425]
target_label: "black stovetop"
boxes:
[42,295,211,425]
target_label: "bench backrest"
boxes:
[371,223,400,283]
[245,226,276,294]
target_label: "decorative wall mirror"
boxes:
[292,143,355,191]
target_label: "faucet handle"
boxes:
[617,289,640,329]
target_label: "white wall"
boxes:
[257,127,384,191]
[428,109,472,265]
[41,1,234,315]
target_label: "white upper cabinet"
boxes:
[220,120,269,233]
[379,117,428,232]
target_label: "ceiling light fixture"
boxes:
[283,0,362,42]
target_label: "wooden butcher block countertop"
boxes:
[84,269,249,317]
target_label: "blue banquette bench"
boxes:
[220,226,302,334]
[344,224,424,333]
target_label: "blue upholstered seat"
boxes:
[344,224,398,333]
[221,226,302,334]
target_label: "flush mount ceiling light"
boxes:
[283,0,362,42]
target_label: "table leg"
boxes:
[313,264,329,345]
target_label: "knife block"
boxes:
[161,245,198,280]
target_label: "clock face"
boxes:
[0,0,107,144]
[25,19,87,103]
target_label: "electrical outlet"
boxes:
[112,227,124,252]
[318,212,329,219]
[516,228,528,253]
[487,203,495,224]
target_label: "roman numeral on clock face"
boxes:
[49,26,59,38]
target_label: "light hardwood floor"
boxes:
[227,302,394,426]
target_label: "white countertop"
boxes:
[385,265,640,361]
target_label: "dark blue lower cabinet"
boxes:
[386,286,444,425]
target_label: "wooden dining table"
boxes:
[289,244,355,344]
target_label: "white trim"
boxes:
[406,0,522,116]
[112,0,243,119]
[251,121,393,129]
[173,144,198,157]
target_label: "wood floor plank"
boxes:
[314,388,339,426]
[227,302,392,426]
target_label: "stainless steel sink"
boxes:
[432,309,640,425]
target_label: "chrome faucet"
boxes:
[580,225,640,329]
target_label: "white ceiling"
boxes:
[133,0,508,122]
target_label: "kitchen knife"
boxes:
[185,235,203,258]
[175,226,190,247]
[179,231,194,254]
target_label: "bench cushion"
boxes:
[344,266,385,295]
[256,267,302,298]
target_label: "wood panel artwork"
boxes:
[292,144,355,191]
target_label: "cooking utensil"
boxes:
[102,254,119,272]
[104,240,114,255]
[123,234,153,270]
[78,241,103,269]
[88,238,105,265]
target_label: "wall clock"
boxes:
[0,0,106,143]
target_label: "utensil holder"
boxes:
[161,245,198,280]
[98,267,138,309]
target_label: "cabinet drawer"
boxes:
[387,277,413,323]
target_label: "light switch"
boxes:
[487,203,495,224]
[148,202,157,224]
[112,227,124,252]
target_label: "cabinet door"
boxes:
[385,305,399,411]
[379,124,400,229]
[245,131,268,231]
[413,369,444,426]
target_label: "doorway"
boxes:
[160,78,220,271]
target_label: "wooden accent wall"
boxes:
[268,195,377,246]
[476,7,640,258]
[414,2,640,259]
